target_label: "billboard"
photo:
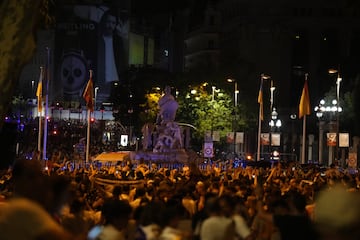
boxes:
[55,3,130,103]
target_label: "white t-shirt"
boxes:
[94,225,126,240]
[200,215,235,240]
[159,226,183,240]
[233,214,251,239]
[103,35,119,83]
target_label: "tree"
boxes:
[323,85,356,136]
[0,0,53,129]
[175,83,234,150]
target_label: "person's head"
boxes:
[314,184,360,240]
[285,190,307,214]
[11,159,47,202]
[204,196,222,216]
[100,10,118,36]
[45,174,72,215]
[101,199,132,230]
[164,86,171,95]
[160,199,185,228]
[218,194,234,217]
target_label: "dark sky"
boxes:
[131,0,191,15]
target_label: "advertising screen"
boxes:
[55,3,130,105]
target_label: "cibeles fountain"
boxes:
[134,86,189,163]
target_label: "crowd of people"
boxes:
[1,150,360,240]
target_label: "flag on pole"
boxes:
[82,70,94,112]
[36,67,44,113]
[258,80,264,121]
[299,77,311,119]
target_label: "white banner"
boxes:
[212,131,220,142]
[236,132,244,144]
[203,142,214,158]
[339,133,349,147]
[271,133,281,146]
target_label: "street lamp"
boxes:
[270,80,275,112]
[315,101,324,165]
[328,67,342,164]
[269,108,282,159]
[314,99,342,166]
[227,78,239,155]
[227,78,239,107]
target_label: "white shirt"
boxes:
[103,35,119,83]
[233,214,251,239]
[200,215,235,240]
[88,225,126,240]
[159,226,183,240]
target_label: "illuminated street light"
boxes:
[227,78,239,107]
[328,67,342,163]
[94,87,99,109]
[227,78,239,156]
[268,108,281,160]
[314,98,342,165]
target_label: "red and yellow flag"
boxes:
[83,70,94,112]
[299,78,311,119]
[258,81,264,121]
[36,67,44,113]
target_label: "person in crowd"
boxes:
[200,195,235,240]
[61,198,94,239]
[255,189,319,240]
[0,159,73,240]
[133,201,163,240]
[219,194,252,240]
[88,199,132,240]
[314,184,360,240]
[159,199,191,240]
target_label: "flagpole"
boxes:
[38,112,42,152]
[301,115,306,164]
[37,66,44,152]
[257,101,262,162]
[256,75,264,161]
[83,69,94,164]
[86,109,90,163]
[299,73,310,164]
[43,48,50,162]
[256,74,272,161]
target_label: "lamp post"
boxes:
[336,74,342,163]
[270,80,275,112]
[227,78,239,155]
[315,100,325,165]
[314,99,342,166]
[269,108,282,160]
[257,74,271,161]
[94,87,99,118]
[227,78,239,107]
[328,67,342,164]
